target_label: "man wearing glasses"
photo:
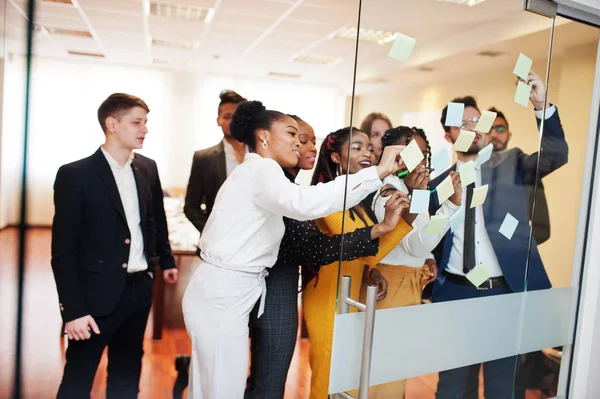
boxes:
[428,70,568,398]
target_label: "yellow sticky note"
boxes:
[466,265,490,287]
[474,110,497,133]
[514,81,531,107]
[458,160,476,187]
[388,33,416,62]
[453,130,475,152]
[513,53,532,80]
[436,175,455,205]
[425,214,448,234]
[470,184,489,208]
[400,139,424,172]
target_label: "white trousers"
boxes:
[182,261,267,399]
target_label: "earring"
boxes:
[337,164,342,176]
[261,139,268,150]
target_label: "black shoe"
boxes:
[173,355,191,399]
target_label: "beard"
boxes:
[491,139,508,152]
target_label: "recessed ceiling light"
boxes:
[43,27,92,38]
[149,2,214,22]
[68,51,104,58]
[477,50,505,58]
[153,58,187,67]
[268,71,302,78]
[151,38,199,51]
[293,53,340,66]
[335,26,398,45]
[42,0,73,4]
[417,66,435,72]
[436,0,487,6]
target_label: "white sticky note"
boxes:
[458,160,476,187]
[388,33,416,62]
[513,53,533,80]
[450,206,465,233]
[453,130,476,152]
[436,175,455,205]
[425,214,448,234]
[474,110,497,133]
[445,102,464,127]
[466,264,491,287]
[515,81,531,107]
[400,139,424,172]
[499,213,519,240]
[410,189,430,214]
[476,143,493,167]
[431,149,451,175]
[470,184,489,208]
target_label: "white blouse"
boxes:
[200,153,383,273]
[372,175,459,267]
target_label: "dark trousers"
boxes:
[433,279,518,399]
[245,263,299,399]
[57,273,153,399]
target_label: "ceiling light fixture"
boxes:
[151,37,200,51]
[149,2,214,22]
[67,50,104,57]
[293,53,341,66]
[268,71,302,78]
[334,26,399,45]
[436,0,487,6]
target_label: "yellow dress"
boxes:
[302,209,413,399]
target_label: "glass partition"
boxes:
[328,1,600,398]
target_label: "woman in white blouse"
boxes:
[182,101,407,398]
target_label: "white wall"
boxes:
[0,56,345,226]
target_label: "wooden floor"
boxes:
[0,228,547,398]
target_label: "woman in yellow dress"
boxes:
[302,127,416,399]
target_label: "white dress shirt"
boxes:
[446,159,502,277]
[101,147,148,273]
[372,175,459,267]
[223,138,248,177]
[199,153,383,273]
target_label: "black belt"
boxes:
[126,271,149,284]
[445,272,508,290]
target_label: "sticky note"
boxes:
[476,143,493,167]
[410,189,430,214]
[425,215,448,234]
[453,130,476,152]
[499,213,519,240]
[458,160,476,187]
[388,33,416,62]
[515,81,531,107]
[470,184,489,208]
[466,264,491,287]
[436,175,455,205]
[400,139,424,172]
[474,111,496,133]
[450,206,465,233]
[431,149,451,175]
[513,53,533,80]
[445,102,464,127]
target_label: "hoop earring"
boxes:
[261,139,268,150]
[336,164,342,176]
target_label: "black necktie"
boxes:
[463,183,476,274]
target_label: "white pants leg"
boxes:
[182,262,266,399]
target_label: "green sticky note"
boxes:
[466,264,491,287]
[425,214,448,234]
[470,184,489,208]
[388,33,416,62]
[458,160,476,187]
[513,53,532,80]
[474,110,497,133]
[453,130,475,152]
[436,175,455,205]
[514,81,531,107]
[400,139,424,172]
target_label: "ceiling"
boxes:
[2,0,599,93]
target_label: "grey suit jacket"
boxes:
[184,140,227,233]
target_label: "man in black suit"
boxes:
[51,93,178,398]
[184,90,246,236]
[487,107,551,244]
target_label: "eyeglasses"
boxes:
[460,116,480,130]
[490,125,507,133]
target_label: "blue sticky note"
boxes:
[499,213,519,240]
[410,189,430,214]
[450,206,465,233]
[431,149,452,176]
[476,144,493,167]
[388,33,416,62]
[445,102,464,127]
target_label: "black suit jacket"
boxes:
[51,148,160,323]
[184,140,227,233]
